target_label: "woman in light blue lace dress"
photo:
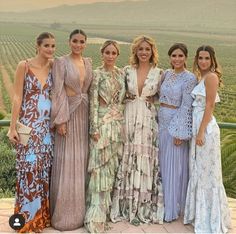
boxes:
[158,43,197,222]
[184,45,231,233]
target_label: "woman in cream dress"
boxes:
[111,35,164,226]
[184,45,231,233]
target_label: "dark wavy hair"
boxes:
[69,29,87,41]
[168,43,188,68]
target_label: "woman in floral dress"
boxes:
[110,35,164,225]
[184,45,231,233]
[84,40,126,233]
[7,32,55,233]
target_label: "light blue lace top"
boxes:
[159,69,197,139]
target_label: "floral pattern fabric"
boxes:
[110,65,164,225]
[184,79,231,233]
[15,64,53,233]
[84,66,126,233]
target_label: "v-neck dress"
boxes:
[110,65,164,224]
[50,56,93,231]
[84,66,126,233]
[15,63,53,232]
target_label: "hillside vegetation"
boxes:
[0,0,235,34]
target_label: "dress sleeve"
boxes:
[50,57,70,128]
[157,69,165,99]
[168,75,197,140]
[89,70,99,135]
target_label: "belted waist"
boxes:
[160,103,177,109]
[68,93,88,102]
[126,93,155,104]
[68,94,88,115]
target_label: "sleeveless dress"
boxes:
[15,63,53,233]
[184,79,231,233]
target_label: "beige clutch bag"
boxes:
[16,121,32,146]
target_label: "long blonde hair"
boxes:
[129,35,158,67]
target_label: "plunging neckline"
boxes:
[67,55,87,91]
[135,66,153,97]
[27,67,50,90]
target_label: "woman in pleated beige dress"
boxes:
[50,29,93,231]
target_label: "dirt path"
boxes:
[0,64,14,101]
[0,91,5,112]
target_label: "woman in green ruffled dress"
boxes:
[84,40,126,233]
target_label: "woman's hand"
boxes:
[174,137,183,146]
[196,130,205,146]
[92,133,100,142]
[7,128,19,144]
[57,123,67,136]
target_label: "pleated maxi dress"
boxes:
[50,56,93,231]
[158,69,197,222]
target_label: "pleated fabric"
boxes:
[50,56,93,231]
[158,107,189,222]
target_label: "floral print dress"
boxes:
[15,62,53,233]
[184,78,231,233]
[84,66,126,233]
[110,65,164,225]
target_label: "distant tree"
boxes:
[50,22,61,30]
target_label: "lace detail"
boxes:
[184,80,231,233]
[160,69,197,139]
[168,76,197,139]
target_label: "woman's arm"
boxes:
[89,71,100,142]
[7,61,26,143]
[196,73,218,146]
[51,58,70,136]
[168,74,197,142]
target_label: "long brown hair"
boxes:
[36,32,55,54]
[69,29,87,41]
[193,45,223,86]
[36,32,54,46]
[168,43,188,69]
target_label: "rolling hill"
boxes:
[0,0,235,33]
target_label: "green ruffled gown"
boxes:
[84,66,126,233]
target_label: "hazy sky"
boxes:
[0,0,141,12]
